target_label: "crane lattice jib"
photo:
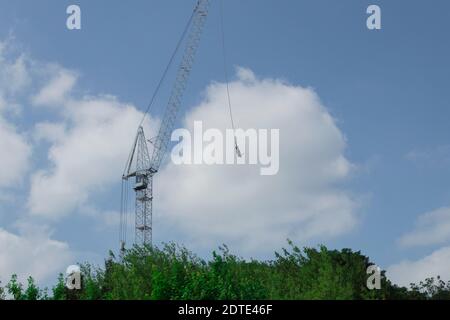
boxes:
[150,0,210,172]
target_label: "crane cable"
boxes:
[220,0,242,157]
[138,5,197,128]
[120,178,125,251]
[120,178,130,253]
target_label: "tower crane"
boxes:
[120,0,211,251]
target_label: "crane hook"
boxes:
[234,137,242,158]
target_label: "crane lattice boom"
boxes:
[150,0,210,173]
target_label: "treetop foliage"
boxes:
[1,241,449,300]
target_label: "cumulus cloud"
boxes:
[156,67,358,254]
[31,69,77,107]
[0,38,132,284]
[388,246,450,287]
[0,119,31,188]
[391,207,450,286]
[0,52,30,96]
[399,207,450,247]
[0,39,30,117]
[28,70,157,219]
[81,206,121,230]
[0,38,157,225]
[34,122,66,144]
[0,40,31,189]
[0,227,73,284]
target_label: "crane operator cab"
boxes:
[134,174,148,191]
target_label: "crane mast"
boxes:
[121,0,210,250]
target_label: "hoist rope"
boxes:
[120,179,125,247]
[220,0,241,155]
[120,178,130,251]
[125,179,129,245]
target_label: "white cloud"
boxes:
[0,227,73,285]
[0,39,30,117]
[0,53,30,96]
[388,246,450,287]
[29,93,157,219]
[34,122,67,144]
[0,40,31,190]
[81,206,121,230]
[31,69,77,107]
[0,39,158,225]
[0,119,31,188]
[399,207,450,247]
[156,68,358,254]
[27,64,158,219]
[391,206,450,286]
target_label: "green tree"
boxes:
[6,274,24,300]
[52,273,67,300]
[271,241,390,299]
[23,277,40,300]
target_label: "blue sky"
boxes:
[0,0,450,288]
